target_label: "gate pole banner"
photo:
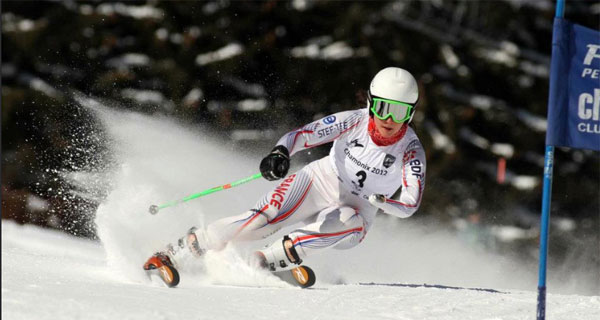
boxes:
[537,2,563,319]
[545,17,600,151]
[537,2,599,318]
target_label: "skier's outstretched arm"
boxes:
[260,110,363,180]
[368,140,426,218]
[277,110,363,156]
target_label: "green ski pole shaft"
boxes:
[149,173,262,215]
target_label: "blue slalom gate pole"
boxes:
[536,146,554,320]
[536,1,564,319]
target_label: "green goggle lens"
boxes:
[370,98,414,123]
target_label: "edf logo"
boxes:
[323,115,336,124]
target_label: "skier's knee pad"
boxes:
[338,206,362,224]
[260,205,280,223]
[333,207,366,250]
[231,208,271,239]
[318,206,364,231]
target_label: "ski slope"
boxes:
[2,221,599,320]
[2,98,598,319]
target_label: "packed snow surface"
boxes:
[3,221,599,320]
[2,99,598,319]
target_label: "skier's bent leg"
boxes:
[150,168,319,270]
[152,209,276,268]
[205,205,280,249]
[206,169,316,249]
[293,206,367,254]
[259,206,367,270]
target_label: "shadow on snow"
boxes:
[357,282,506,294]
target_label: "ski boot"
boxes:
[143,227,208,287]
[143,252,180,288]
[255,236,316,288]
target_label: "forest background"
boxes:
[2,0,599,290]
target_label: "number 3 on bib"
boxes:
[355,170,367,188]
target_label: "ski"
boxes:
[143,253,180,288]
[272,265,316,289]
[143,252,315,289]
[254,250,316,288]
[145,264,315,289]
[145,264,180,288]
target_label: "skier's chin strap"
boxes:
[260,235,303,271]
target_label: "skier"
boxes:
[144,67,427,286]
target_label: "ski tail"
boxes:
[146,264,180,288]
[273,266,316,288]
[144,253,180,288]
[253,251,316,288]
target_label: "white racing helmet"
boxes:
[368,67,419,124]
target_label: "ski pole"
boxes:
[149,173,263,215]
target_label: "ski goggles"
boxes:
[369,96,415,123]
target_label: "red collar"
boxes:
[368,117,407,146]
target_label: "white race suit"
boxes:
[205,108,426,260]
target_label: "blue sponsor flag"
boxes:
[546,18,600,151]
[538,10,599,320]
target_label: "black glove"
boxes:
[260,145,290,181]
